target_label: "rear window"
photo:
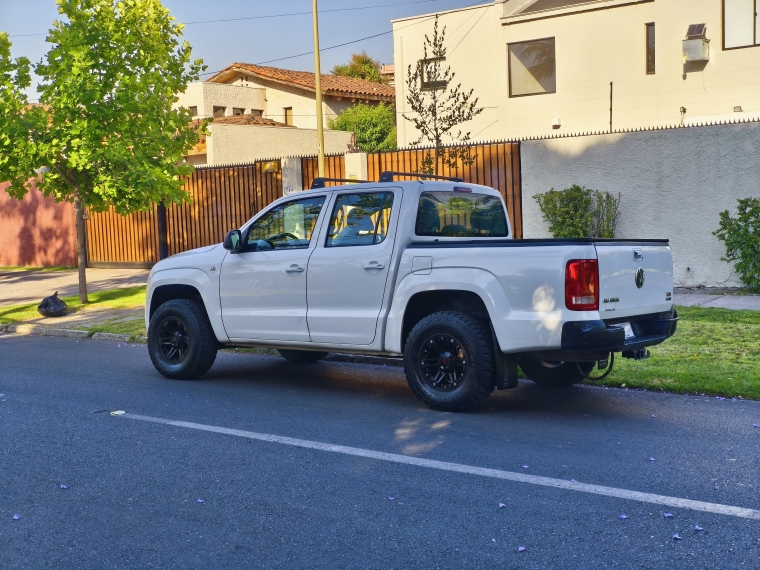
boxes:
[415,192,508,237]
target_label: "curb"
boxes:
[4,323,89,339]
[91,332,133,343]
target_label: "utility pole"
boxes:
[312,0,326,177]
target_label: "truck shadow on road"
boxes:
[201,353,644,421]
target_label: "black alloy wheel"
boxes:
[418,334,468,392]
[403,311,494,411]
[148,299,218,380]
[158,317,190,364]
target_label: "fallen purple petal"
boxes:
[498,503,507,508]
[60,484,67,489]
[694,525,704,531]
[13,514,19,520]
[672,533,682,540]
[571,479,576,482]
[197,499,204,503]
[388,497,395,501]
[664,513,674,518]
[492,539,496,543]
[651,415,656,418]
[753,424,758,428]
[522,465,529,469]
[518,546,526,553]
[619,514,628,520]
[649,457,656,461]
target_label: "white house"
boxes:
[392,0,760,144]
[177,63,395,129]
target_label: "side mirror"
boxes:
[223,229,243,252]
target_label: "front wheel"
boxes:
[519,358,594,387]
[148,299,218,380]
[403,311,494,411]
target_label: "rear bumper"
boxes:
[561,311,678,354]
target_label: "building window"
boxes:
[724,0,759,48]
[250,109,263,118]
[213,106,226,118]
[188,106,198,116]
[646,23,656,74]
[284,107,294,126]
[232,108,245,116]
[419,58,448,91]
[508,38,556,97]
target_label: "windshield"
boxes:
[415,192,508,237]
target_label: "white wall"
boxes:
[205,124,354,165]
[521,121,760,288]
[393,0,760,145]
[175,82,267,118]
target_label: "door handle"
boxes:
[363,262,385,270]
[285,265,305,273]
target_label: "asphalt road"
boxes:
[1,335,759,569]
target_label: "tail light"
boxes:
[565,259,599,311]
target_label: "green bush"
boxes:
[328,103,396,152]
[713,197,760,290]
[533,185,621,238]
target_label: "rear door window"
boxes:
[326,192,394,247]
[415,192,508,237]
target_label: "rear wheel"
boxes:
[520,358,594,387]
[148,299,217,380]
[277,349,329,364]
[404,311,494,411]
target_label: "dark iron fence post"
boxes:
[157,203,169,260]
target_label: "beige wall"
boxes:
[393,0,760,145]
[220,76,357,129]
[175,82,267,118]
[521,121,760,288]
[205,124,354,165]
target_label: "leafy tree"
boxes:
[0,0,205,302]
[402,16,484,176]
[328,102,396,152]
[331,52,386,84]
[714,197,760,290]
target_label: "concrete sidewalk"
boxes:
[0,268,148,306]
[673,291,760,310]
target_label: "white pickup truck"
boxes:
[145,172,677,411]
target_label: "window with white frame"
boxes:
[724,0,759,49]
[508,38,556,97]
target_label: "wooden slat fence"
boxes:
[367,142,523,238]
[86,161,283,265]
[85,141,522,265]
[301,155,346,189]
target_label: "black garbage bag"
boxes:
[38,291,68,318]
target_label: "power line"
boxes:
[183,0,444,25]
[199,0,492,76]
[7,0,447,38]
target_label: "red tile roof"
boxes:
[207,63,396,102]
[212,114,288,127]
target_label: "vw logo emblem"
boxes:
[635,267,645,289]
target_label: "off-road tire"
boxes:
[148,299,218,380]
[519,358,595,387]
[277,349,329,364]
[403,311,495,411]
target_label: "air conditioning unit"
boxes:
[683,39,710,62]
[683,23,709,62]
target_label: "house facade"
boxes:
[392,0,760,144]
[176,63,395,130]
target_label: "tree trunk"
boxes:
[74,189,88,303]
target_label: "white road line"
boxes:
[117,412,760,521]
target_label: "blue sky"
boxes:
[1,0,484,99]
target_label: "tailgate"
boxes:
[595,242,673,319]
